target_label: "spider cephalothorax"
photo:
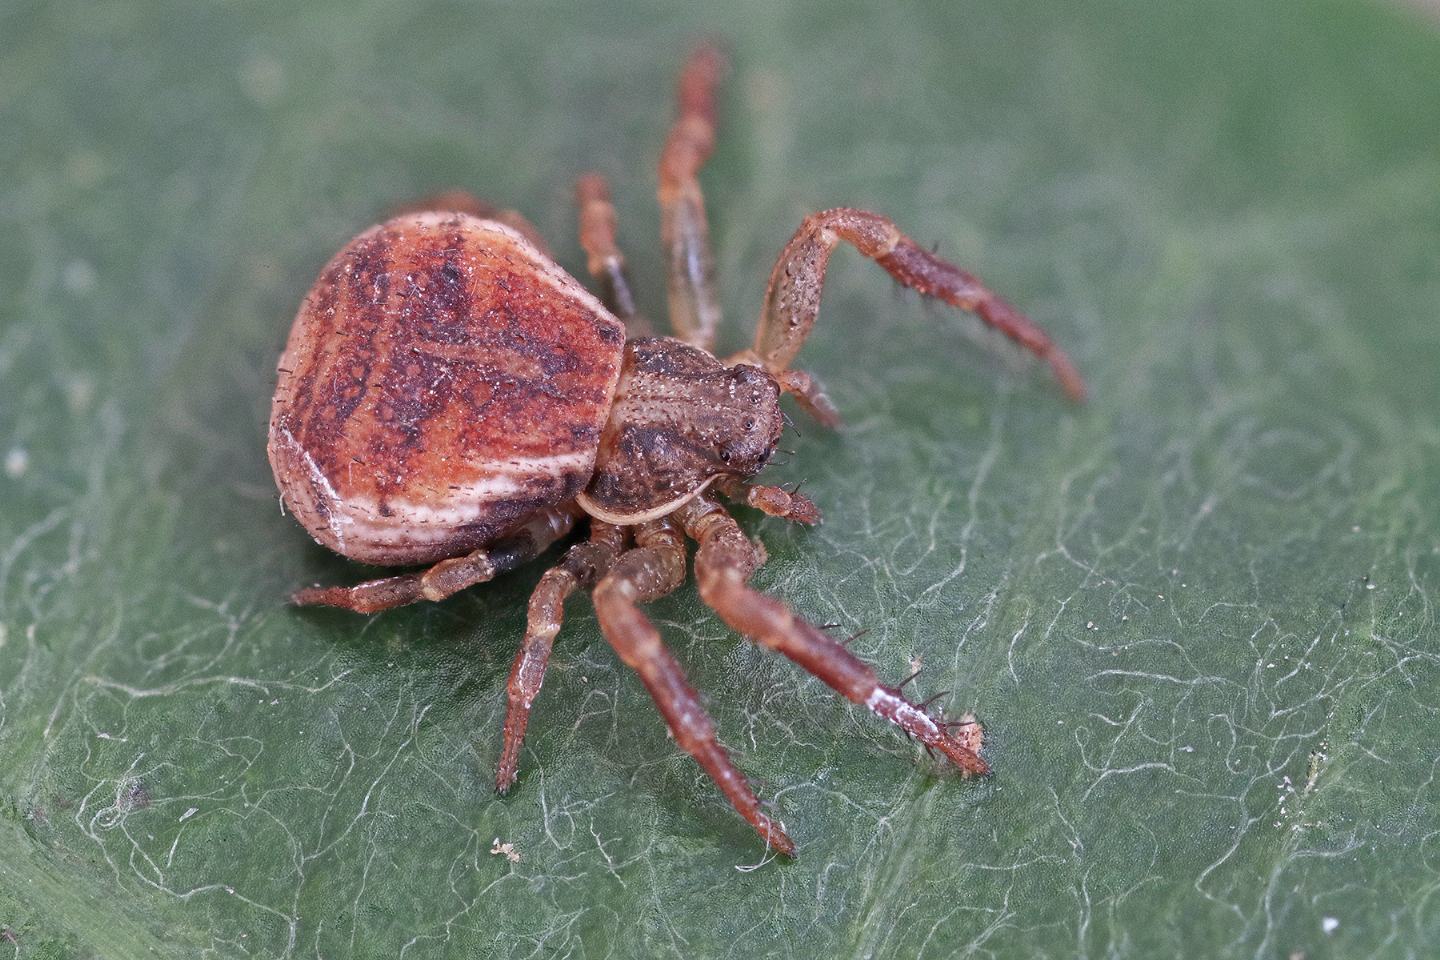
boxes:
[268,43,1084,856]
[579,337,787,525]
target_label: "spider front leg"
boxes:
[592,516,796,856]
[745,207,1087,408]
[496,521,627,793]
[658,42,727,351]
[291,505,578,614]
[678,495,988,775]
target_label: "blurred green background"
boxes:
[2,0,1439,957]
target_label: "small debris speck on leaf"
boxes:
[4,448,28,478]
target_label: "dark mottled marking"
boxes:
[269,212,626,565]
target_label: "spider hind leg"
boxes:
[290,506,578,614]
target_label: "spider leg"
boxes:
[496,521,628,793]
[576,173,647,333]
[289,571,427,615]
[658,42,727,351]
[773,369,842,429]
[291,504,579,613]
[390,190,552,254]
[592,516,796,856]
[715,476,821,525]
[678,495,988,775]
[747,207,1086,405]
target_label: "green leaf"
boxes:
[3,0,1438,956]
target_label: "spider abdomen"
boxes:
[268,212,626,566]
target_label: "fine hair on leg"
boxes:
[678,495,988,774]
[747,207,1086,404]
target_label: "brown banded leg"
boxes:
[658,42,727,351]
[291,505,579,614]
[576,173,647,333]
[592,517,796,856]
[390,190,552,255]
[715,476,822,525]
[745,207,1086,405]
[678,495,988,775]
[773,369,841,429]
[495,521,627,793]
[289,572,429,615]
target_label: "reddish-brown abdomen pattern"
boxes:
[269,213,625,565]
